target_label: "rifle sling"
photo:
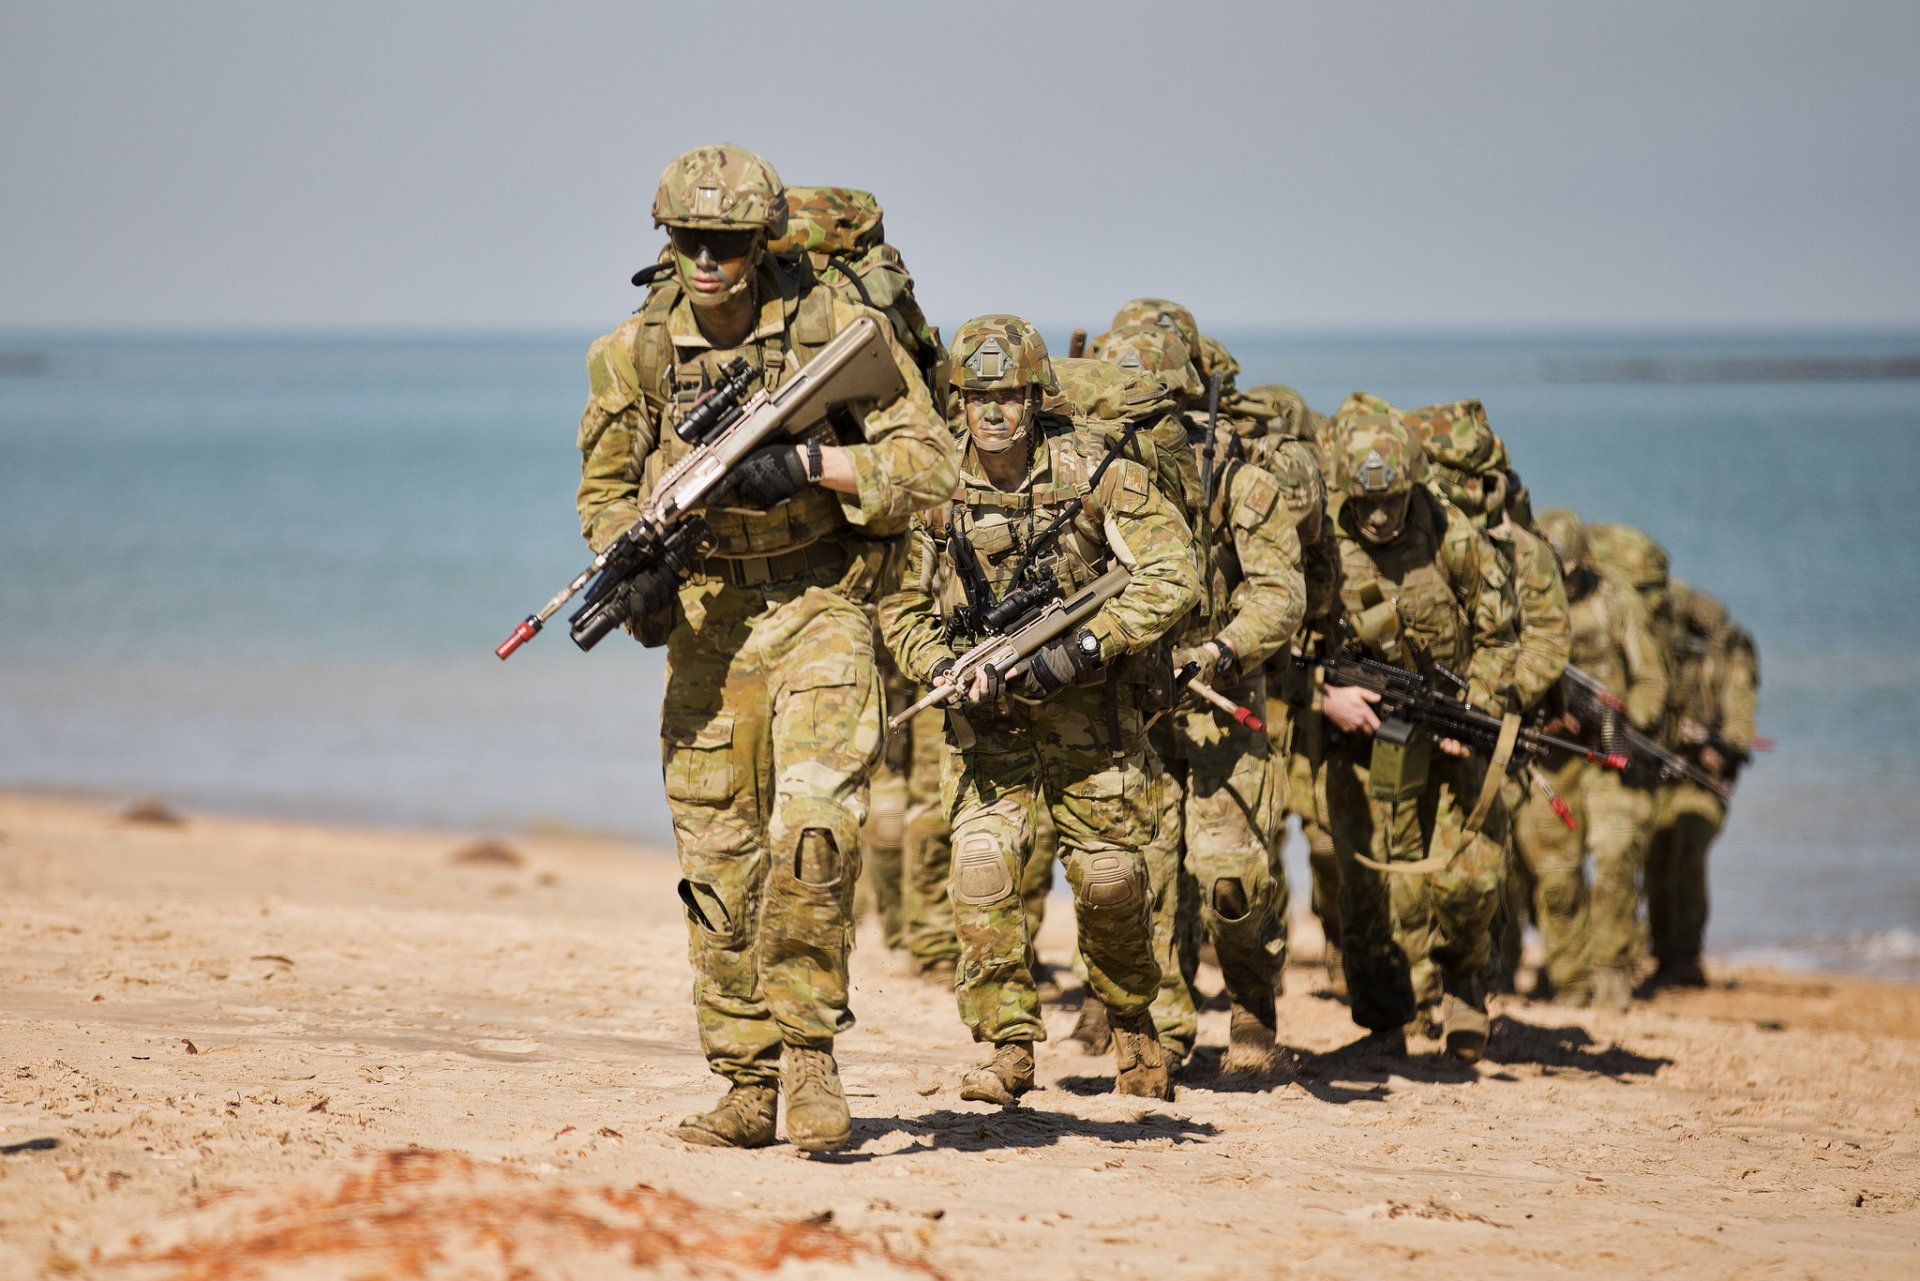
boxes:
[1355,711,1519,876]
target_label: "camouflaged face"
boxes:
[1535,508,1587,569]
[1585,522,1669,590]
[949,314,1058,394]
[652,143,788,234]
[1335,412,1427,496]
[1098,322,1203,398]
[765,186,883,256]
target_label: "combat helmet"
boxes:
[1336,413,1427,497]
[949,314,1059,396]
[1536,508,1588,572]
[652,144,789,233]
[1099,321,1203,399]
[1106,297,1200,356]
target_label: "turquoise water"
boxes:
[2,330,1916,977]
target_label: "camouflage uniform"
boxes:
[881,317,1198,1099]
[1099,325,1306,1066]
[1646,582,1758,985]
[858,651,914,949]
[578,147,956,1143]
[1514,512,1668,1004]
[1318,414,1521,1055]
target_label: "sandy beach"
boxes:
[1,789,1916,1280]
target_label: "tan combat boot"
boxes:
[675,1082,777,1148]
[1222,992,1279,1076]
[1591,966,1635,1013]
[782,1046,851,1153]
[1109,1008,1173,1100]
[958,1041,1036,1105]
[1442,987,1490,1063]
[1066,994,1113,1054]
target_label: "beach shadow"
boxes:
[830,1105,1217,1160]
[1481,1014,1672,1077]
[1284,1037,1484,1104]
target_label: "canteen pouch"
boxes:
[1368,715,1430,804]
[1350,597,1402,661]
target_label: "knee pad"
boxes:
[1211,877,1251,922]
[793,829,844,887]
[1076,850,1142,910]
[953,830,1016,905]
[866,782,907,853]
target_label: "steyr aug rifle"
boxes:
[495,315,903,659]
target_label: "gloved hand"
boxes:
[1172,639,1237,687]
[1022,626,1102,698]
[711,444,808,508]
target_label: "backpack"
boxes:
[1048,357,1203,532]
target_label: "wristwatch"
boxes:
[804,437,824,483]
[1075,628,1103,665]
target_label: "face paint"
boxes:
[669,227,759,310]
[963,389,1030,455]
[1351,492,1413,545]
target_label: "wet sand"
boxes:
[1,790,1916,1279]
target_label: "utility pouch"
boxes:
[1368,715,1430,804]
[1350,597,1402,659]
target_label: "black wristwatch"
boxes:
[805,437,824,483]
[1211,637,1238,681]
[1075,627,1103,666]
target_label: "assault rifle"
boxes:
[1319,648,1628,776]
[1560,665,1734,800]
[495,315,903,659]
[889,566,1131,730]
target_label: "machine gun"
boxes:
[1318,648,1628,776]
[1560,665,1734,800]
[889,566,1131,730]
[495,315,903,659]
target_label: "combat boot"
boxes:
[781,1045,851,1154]
[1591,966,1635,1013]
[1066,994,1113,1054]
[1442,985,1490,1063]
[675,1082,777,1149]
[1109,1007,1173,1100]
[1222,992,1279,1076]
[1322,940,1348,997]
[1654,958,1708,989]
[958,1041,1035,1105]
[1337,1026,1407,1058]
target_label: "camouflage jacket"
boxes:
[1181,425,1306,669]
[1329,488,1522,712]
[576,255,955,561]
[1565,568,1668,731]
[1205,409,1336,633]
[1490,519,1571,711]
[1661,581,1759,763]
[880,422,1199,685]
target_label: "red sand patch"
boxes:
[91,1149,944,1280]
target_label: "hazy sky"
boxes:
[2,1,1915,332]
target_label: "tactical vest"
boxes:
[627,265,853,562]
[1333,490,1471,675]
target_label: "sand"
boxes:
[1,790,1916,1279]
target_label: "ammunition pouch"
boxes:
[1367,716,1430,804]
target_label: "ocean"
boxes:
[2,328,1916,980]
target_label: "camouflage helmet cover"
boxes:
[1106,297,1199,355]
[1536,507,1588,570]
[1099,321,1203,398]
[652,143,789,235]
[1585,522,1670,591]
[1336,412,1428,497]
[1403,398,1499,474]
[949,314,1059,395]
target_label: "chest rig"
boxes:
[631,266,851,561]
[932,430,1109,640]
[1334,493,1470,676]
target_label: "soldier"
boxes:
[1315,413,1521,1060]
[1646,582,1759,988]
[576,144,957,1152]
[881,315,1199,1104]
[1096,323,1306,1073]
[1518,511,1668,1010]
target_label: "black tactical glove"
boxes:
[711,444,808,509]
[1023,626,1103,698]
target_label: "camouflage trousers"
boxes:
[1646,780,1727,970]
[941,684,1162,1045]
[1281,704,1340,963]
[858,657,915,949]
[901,701,960,971]
[1513,758,1655,987]
[1144,666,1287,1058]
[661,576,881,1086]
[1325,740,1508,1032]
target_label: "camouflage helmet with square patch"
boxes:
[1099,321,1203,399]
[1335,413,1428,497]
[651,143,789,235]
[949,314,1059,395]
